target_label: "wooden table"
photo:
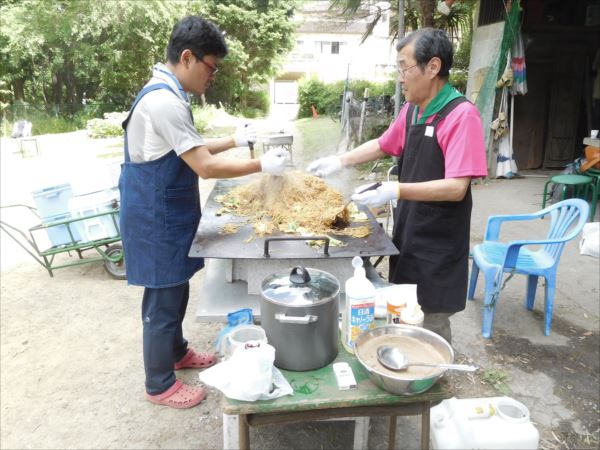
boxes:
[221,343,452,450]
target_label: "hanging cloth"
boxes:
[510,31,528,96]
[495,86,518,179]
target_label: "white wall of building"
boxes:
[269,1,397,119]
[287,31,396,83]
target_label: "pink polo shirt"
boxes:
[378,101,488,178]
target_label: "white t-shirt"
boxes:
[126,63,204,162]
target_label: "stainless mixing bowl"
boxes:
[354,325,454,395]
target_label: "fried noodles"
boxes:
[216,171,370,239]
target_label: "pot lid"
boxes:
[261,266,339,306]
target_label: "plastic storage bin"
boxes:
[430,396,539,449]
[43,212,81,247]
[31,183,73,220]
[68,190,119,242]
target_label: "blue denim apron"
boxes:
[119,83,204,288]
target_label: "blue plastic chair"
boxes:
[467,199,589,338]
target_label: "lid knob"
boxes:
[289,266,311,285]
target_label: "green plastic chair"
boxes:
[582,167,600,216]
[542,174,597,220]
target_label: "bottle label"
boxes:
[346,301,375,349]
[386,302,406,325]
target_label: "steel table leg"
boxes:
[222,413,240,449]
[388,415,397,450]
[239,414,250,450]
[420,402,430,450]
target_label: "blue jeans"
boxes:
[142,282,190,395]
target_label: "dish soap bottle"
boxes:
[342,256,376,353]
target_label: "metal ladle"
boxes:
[376,345,478,372]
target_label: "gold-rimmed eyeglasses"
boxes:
[398,63,419,78]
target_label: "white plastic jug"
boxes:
[222,325,267,360]
[430,397,539,450]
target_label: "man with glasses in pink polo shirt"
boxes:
[120,16,289,409]
[308,28,487,344]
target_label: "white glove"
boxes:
[306,155,342,178]
[437,0,451,15]
[234,123,257,147]
[351,181,398,208]
[260,147,289,176]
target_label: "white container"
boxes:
[430,397,539,450]
[400,302,424,327]
[342,256,376,353]
[381,284,417,325]
[31,183,73,220]
[68,190,119,242]
[222,325,268,360]
[42,212,81,247]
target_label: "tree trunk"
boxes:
[51,71,63,113]
[12,79,25,101]
[64,59,76,115]
[420,0,436,27]
[239,72,248,110]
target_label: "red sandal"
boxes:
[174,348,217,370]
[146,379,206,409]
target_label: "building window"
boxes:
[331,41,340,54]
[478,0,506,26]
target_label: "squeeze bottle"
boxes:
[342,256,376,353]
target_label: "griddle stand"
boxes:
[194,257,389,323]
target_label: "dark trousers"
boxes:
[142,282,190,395]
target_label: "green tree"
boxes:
[0,0,296,117]
[330,0,476,42]
[191,0,296,112]
[0,0,182,112]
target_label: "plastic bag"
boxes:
[579,222,600,258]
[199,343,293,402]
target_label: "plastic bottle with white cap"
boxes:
[342,256,376,353]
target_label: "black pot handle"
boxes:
[263,235,330,257]
[289,266,311,284]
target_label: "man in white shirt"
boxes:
[119,15,288,409]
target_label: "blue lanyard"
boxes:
[155,66,188,102]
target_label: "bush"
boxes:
[297,78,338,118]
[449,69,468,94]
[245,89,270,117]
[191,104,221,133]
[86,112,127,138]
[297,78,396,119]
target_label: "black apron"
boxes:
[389,97,471,313]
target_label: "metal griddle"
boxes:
[189,176,399,260]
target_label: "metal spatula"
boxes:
[343,181,382,210]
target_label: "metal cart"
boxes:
[1,204,125,279]
[261,133,293,162]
